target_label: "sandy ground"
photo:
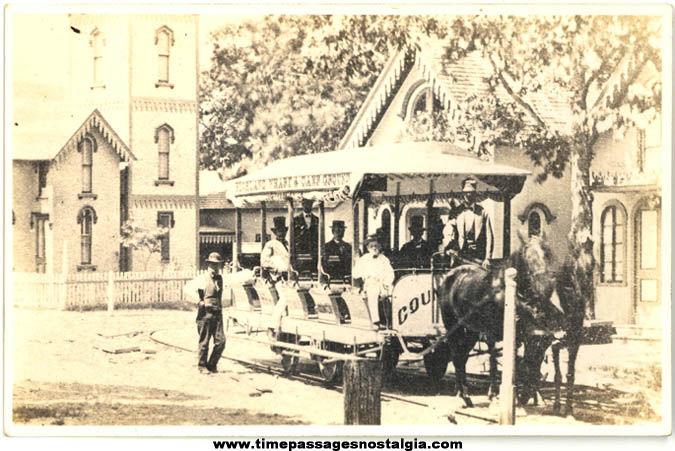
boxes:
[8,308,665,428]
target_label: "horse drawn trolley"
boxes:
[221,142,539,384]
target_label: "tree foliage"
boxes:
[200,15,424,178]
[201,14,663,252]
[120,219,169,271]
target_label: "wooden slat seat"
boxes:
[231,282,260,311]
[254,279,279,315]
[276,285,316,319]
[309,287,348,324]
[340,290,376,329]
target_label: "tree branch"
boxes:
[487,54,548,130]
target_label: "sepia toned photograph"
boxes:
[4,2,671,438]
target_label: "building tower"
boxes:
[69,14,200,270]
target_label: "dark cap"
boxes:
[409,215,425,231]
[330,220,346,229]
[271,216,287,231]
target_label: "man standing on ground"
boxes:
[183,252,227,374]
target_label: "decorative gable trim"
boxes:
[53,110,135,165]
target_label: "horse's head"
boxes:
[569,231,595,292]
[512,231,556,306]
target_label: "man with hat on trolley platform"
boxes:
[293,199,319,275]
[324,220,352,282]
[454,177,494,268]
[352,233,395,328]
[261,216,292,276]
[398,215,432,269]
[183,252,228,374]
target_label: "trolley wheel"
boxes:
[423,349,450,384]
[316,358,344,385]
[381,343,401,375]
[281,354,299,374]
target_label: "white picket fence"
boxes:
[11,269,211,310]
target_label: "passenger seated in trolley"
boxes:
[453,177,494,268]
[398,215,432,269]
[352,234,395,328]
[323,220,352,283]
[260,216,291,279]
[293,199,319,275]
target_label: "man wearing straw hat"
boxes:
[324,220,352,282]
[399,215,432,269]
[352,234,395,327]
[183,252,228,374]
[455,177,494,268]
[261,216,291,274]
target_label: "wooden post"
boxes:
[426,180,434,242]
[107,270,115,314]
[362,194,369,244]
[500,267,517,425]
[260,202,267,247]
[233,208,242,269]
[343,359,383,425]
[393,182,401,252]
[318,200,325,278]
[352,201,360,267]
[503,194,511,258]
[286,198,295,270]
[59,241,68,311]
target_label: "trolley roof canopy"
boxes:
[229,142,531,206]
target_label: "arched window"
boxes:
[155,124,174,181]
[600,203,626,283]
[77,206,98,266]
[412,88,433,117]
[528,210,542,237]
[155,26,174,85]
[90,29,104,85]
[79,136,96,193]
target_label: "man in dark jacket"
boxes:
[293,198,319,273]
[183,252,227,374]
[398,215,432,268]
[324,220,352,282]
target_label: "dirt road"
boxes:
[9,309,663,428]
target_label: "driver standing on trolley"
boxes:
[352,234,395,327]
[455,177,494,268]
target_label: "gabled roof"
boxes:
[12,109,135,163]
[52,110,135,164]
[339,36,572,150]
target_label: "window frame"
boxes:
[89,28,105,88]
[77,206,98,271]
[599,201,627,286]
[78,135,98,198]
[157,211,174,264]
[154,26,175,88]
[154,124,175,185]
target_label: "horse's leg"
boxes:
[565,336,580,416]
[552,343,562,415]
[487,338,499,400]
[451,328,478,408]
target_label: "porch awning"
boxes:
[199,226,234,245]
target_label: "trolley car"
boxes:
[223,142,532,383]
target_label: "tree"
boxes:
[200,15,418,179]
[417,16,661,251]
[120,219,169,271]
